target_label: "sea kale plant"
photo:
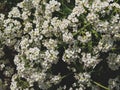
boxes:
[0,0,120,90]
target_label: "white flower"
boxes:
[24,22,32,33]
[63,49,75,64]
[10,74,18,90]
[42,20,50,29]
[25,47,40,61]
[17,62,25,73]
[87,12,99,23]
[63,32,73,43]
[63,48,81,64]
[45,0,61,15]
[77,32,91,43]
[48,0,61,11]
[74,72,91,87]
[22,10,31,20]
[43,38,57,50]
[44,50,59,64]
[108,77,120,90]
[8,7,21,18]
[29,28,40,41]
[0,63,5,70]
[72,5,85,17]
[0,14,5,20]
[81,53,100,68]
[30,72,46,82]
[51,75,61,84]
[20,38,30,50]
[107,53,120,70]
[68,14,78,23]
[97,35,113,52]
[32,0,41,6]
[59,19,70,31]
[1,0,120,89]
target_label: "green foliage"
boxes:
[16,77,29,89]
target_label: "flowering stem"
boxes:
[93,81,110,90]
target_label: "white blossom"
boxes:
[25,47,40,61]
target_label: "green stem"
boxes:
[58,11,65,15]
[91,30,98,38]
[61,0,72,12]
[115,0,118,3]
[62,4,72,12]
[93,81,110,90]
[73,23,91,36]
[61,72,73,80]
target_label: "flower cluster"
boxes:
[0,0,120,90]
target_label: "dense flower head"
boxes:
[0,0,120,90]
